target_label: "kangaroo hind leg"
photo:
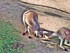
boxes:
[59,36,68,51]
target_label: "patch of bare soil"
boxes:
[0,0,70,53]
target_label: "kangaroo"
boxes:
[22,10,43,38]
[49,27,70,51]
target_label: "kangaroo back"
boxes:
[23,10,38,28]
[57,27,70,39]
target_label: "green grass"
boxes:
[0,20,36,53]
[0,21,23,53]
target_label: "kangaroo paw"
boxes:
[28,36,32,39]
[64,48,68,51]
[23,33,26,35]
[36,36,39,38]
[23,31,28,35]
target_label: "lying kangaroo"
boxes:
[49,27,70,51]
[22,10,43,38]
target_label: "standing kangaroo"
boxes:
[22,10,43,38]
[49,27,70,51]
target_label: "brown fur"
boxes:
[23,10,43,38]
[24,10,38,28]
[57,27,70,40]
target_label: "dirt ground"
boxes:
[0,0,70,53]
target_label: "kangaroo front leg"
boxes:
[23,15,28,34]
[64,39,70,46]
[34,31,42,38]
[34,31,39,38]
[23,23,28,35]
[59,37,68,51]
[28,27,32,39]
[24,24,28,33]
[35,31,39,38]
